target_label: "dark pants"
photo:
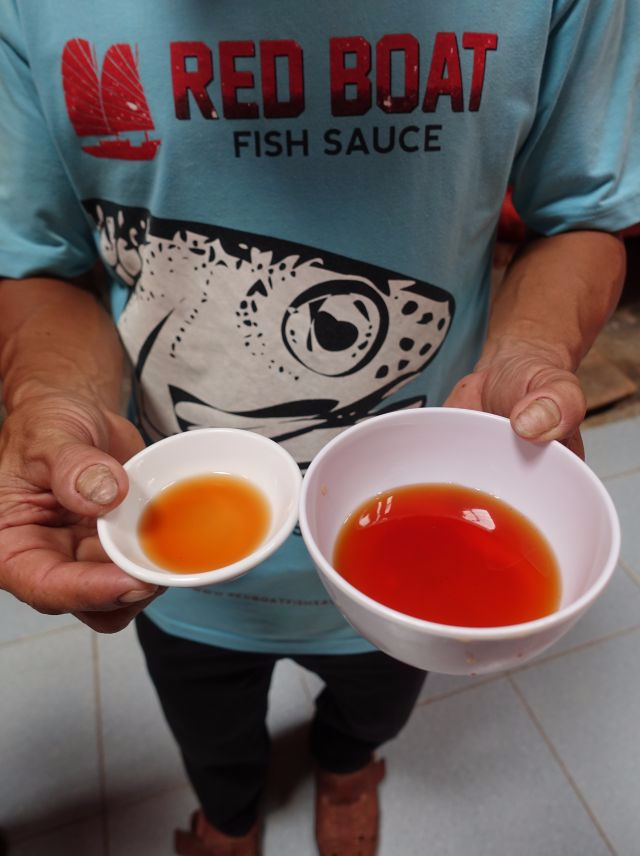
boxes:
[136,613,426,836]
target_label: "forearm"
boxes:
[0,276,124,413]
[483,231,626,371]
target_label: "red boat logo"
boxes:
[62,39,161,160]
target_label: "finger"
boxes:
[76,535,172,591]
[41,560,157,612]
[104,412,146,464]
[510,377,586,444]
[75,532,110,563]
[562,429,585,460]
[71,532,168,627]
[443,372,487,411]
[2,541,157,615]
[73,596,160,634]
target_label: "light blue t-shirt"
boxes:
[1,0,639,653]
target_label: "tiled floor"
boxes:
[1,416,639,856]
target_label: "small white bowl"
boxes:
[299,408,621,675]
[98,428,302,587]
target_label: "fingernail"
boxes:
[513,398,561,438]
[119,588,158,604]
[76,464,119,505]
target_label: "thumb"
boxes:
[510,375,586,445]
[48,441,129,517]
[512,397,563,438]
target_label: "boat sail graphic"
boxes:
[62,39,160,160]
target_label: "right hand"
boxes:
[0,392,162,633]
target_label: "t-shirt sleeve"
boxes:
[510,0,640,236]
[0,2,97,279]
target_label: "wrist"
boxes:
[487,232,625,374]
[4,371,123,415]
[0,276,125,415]
[475,332,575,376]
[0,389,117,463]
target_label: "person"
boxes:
[0,2,638,854]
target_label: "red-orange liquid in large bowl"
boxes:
[138,473,270,573]
[333,483,561,627]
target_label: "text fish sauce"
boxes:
[333,483,561,627]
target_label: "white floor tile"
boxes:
[0,591,78,645]
[107,751,315,856]
[263,660,315,841]
[583,416,640,479]
[605,471,640,579]
[97,626,313,813]
[107,780,318,856]
[96,623,187,808]
[107,786,195,856]
[539,561,640,656]
[380,679,610,856]
[262,774,315,856]
[513,629,640,856]
[105,659,317,856]
[418,670,499,703]
[417,560,640,705]
[0,627,101,839]
[9,815,104,856]
[267,657,315,736]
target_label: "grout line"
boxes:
[9,812,104,847]
[620,558,640,587]
[584,414,640,437]
[416,673,503,707]
[92,632,110,856]
[3,625,109,849]
[602,464,640,483]
[509,624,640,675]
[415,624,640,708]
[106,780,193,817]
[508,676,617,856]
[0,620,83,651]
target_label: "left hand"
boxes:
[0,392,162,633]
[444,336,586,458]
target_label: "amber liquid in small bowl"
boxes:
[138,473,271,573]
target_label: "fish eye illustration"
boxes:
[281,279,389,377]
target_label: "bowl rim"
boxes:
[97,427,302,587]
[298,408,622,642]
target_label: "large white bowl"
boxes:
[299,408,620,675]
[98,428,302,587]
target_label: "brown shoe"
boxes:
[315,758,386,856]
[174,810,260,856]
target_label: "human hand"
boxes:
[0,392,161,632]
[444,337,586,458]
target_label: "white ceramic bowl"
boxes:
[98,428,302,587]
[299,408,620,675]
